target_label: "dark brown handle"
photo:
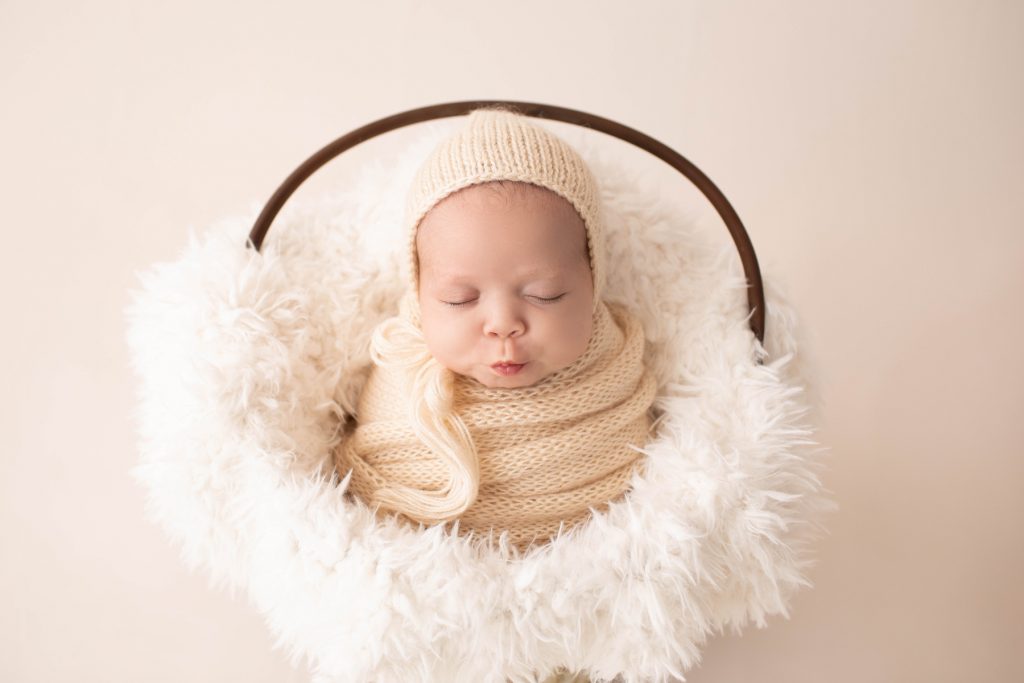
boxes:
[246,100,765,344]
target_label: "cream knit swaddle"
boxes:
[335,295,657,550]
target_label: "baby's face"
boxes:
[416,182,594,389]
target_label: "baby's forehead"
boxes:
[414,181,591,277]
[426,264,565,283]
[416,186,584,244]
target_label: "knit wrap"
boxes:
[334,297,657,551]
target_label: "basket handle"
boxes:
[246,100,765,344]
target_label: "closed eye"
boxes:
[441,293,567,307]
[530,293,566,303]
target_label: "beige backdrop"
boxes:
[2,1,1021,681]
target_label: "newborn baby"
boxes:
[335,108,657,552]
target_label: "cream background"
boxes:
[2,1,1021,681]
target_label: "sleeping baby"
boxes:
[334,107,658,553]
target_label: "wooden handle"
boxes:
[246,100,765,344]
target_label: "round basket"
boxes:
[125,101,834,683]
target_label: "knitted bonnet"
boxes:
[401,107,606,325]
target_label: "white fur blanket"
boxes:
[125,120,836,683]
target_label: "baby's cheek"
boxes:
[566,307,594,360]
[419,314,443,355]
[422,315,464,364]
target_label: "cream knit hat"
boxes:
[401,107,606,324]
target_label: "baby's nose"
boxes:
[485,322,524,338]
[483,306,525,338]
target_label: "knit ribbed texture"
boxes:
[401,107,606,327]
[335,299,657,551]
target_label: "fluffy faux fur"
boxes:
[125,120,836,683]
